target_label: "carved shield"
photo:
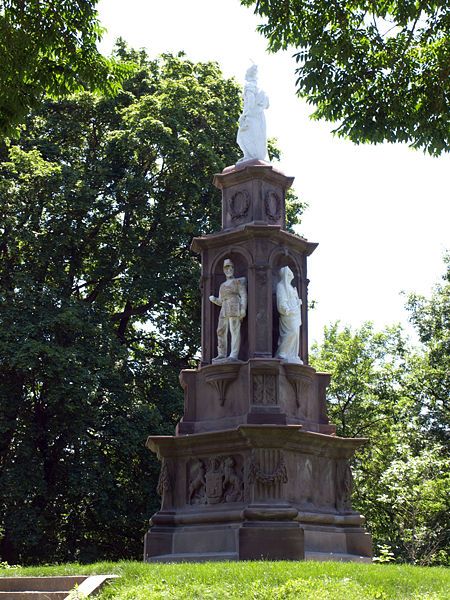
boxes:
[205,471,224,504]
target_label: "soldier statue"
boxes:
[209,258,247,362]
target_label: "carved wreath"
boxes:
[248,454,288,486]
[229,190,250,221]
[264,191,281,221]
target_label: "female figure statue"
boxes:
[236,64,269,162]
[275,266,303,364]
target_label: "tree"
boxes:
[405,255,450,445]
[376,440,449,565]
[241,1,450,155]
[310,322,408,439]
[0,0,122,138]
[310,321,449,565]
[0,47,256,564]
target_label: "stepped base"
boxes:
[144,518,370,563]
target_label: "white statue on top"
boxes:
[275,266,303,364]
[236,64,269,163]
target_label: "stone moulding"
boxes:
[149,508,365,528]
[213,162,294,189]
[191,223,318,256]
[146,425,366,460]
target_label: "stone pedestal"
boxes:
[143,162,372,562]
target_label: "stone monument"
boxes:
[143,67,372,562]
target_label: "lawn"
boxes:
[1,560,448,599]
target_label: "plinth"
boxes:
[144,161,372,562]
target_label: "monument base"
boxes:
[143,425,372,563]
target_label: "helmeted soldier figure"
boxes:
[209,258,247,361]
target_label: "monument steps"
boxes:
[0,575,116,598]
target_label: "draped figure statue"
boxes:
[236,64,269,163]
[275,266,303,364]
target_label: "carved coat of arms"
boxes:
[205,468,224,504]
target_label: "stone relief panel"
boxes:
[296,455,313,506]
[248,448,287,501]
[335,459,353,512]
[252,374,278,405]
[187,455,244,505]
[157,458,173,510]
[314,457,335,509]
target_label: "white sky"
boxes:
[97,0,449,344]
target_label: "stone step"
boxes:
[0,593,68,599]
[0,577,86,592]
[0,575,117,598]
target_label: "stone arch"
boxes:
[211,246,252,278]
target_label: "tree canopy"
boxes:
[241,0,450,155]
[310,259,450,566]
[0,35,305,563]
[405,254,450,445]
[0,0,122,138]
[0,46,249,564]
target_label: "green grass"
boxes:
[1,560,449,599]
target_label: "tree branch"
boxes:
[111,301,152,322]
